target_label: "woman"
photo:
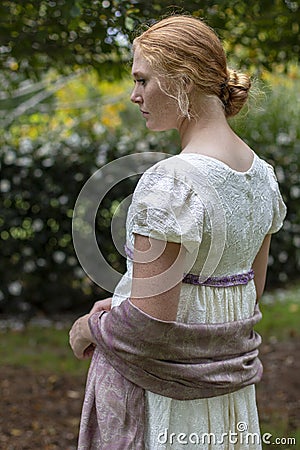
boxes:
[70,15,286,449]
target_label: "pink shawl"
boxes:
[78,299,262,449]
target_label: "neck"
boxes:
[177,97,231,153]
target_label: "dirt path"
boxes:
[0,340,299,449]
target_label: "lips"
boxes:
[140,110,149,115]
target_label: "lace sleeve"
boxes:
[129,160,204,254]
[267,165,287,234]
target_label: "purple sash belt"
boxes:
[182,270,254,287]
[124,244,254,288]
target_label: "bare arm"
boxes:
[252,234,272,301]
[130,234,185,321]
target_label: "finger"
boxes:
[89,302,107,314]
[89,306,101,315]
[92,299,112,314]
[83,343,96,358]
[73,344,87,360]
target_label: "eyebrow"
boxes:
[132,71,145,78]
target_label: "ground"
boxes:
[0,340,299,450]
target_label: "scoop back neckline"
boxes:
[178,151,257,176]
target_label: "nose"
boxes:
[130,85,142,104]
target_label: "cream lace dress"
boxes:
[111,152,286,450]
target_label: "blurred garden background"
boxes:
[0,0,299,448]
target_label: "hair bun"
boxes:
[222,69,251,117]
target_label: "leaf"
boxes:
[10,428,22,436]
[67,390,81,399]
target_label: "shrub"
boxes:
[231,75,300,288]
[0,75,299,315]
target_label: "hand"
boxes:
[89,297,112,314]
[69,314,96,360]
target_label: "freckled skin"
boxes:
[130,47,180,132]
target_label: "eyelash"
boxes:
[134,79,146,85]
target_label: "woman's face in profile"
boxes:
[130,46,180,132]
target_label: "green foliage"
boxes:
[231,73,300,288]
[256,285,300,341]
[1,71,300,315]
[1,67,300,315]
[203,0,300,72]
[0,0,299,84]
[0,135,101,314]
[0,73,179,315]
[0,0,132,81]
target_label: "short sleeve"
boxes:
[129,160,204,254]
[267,164,287,234]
